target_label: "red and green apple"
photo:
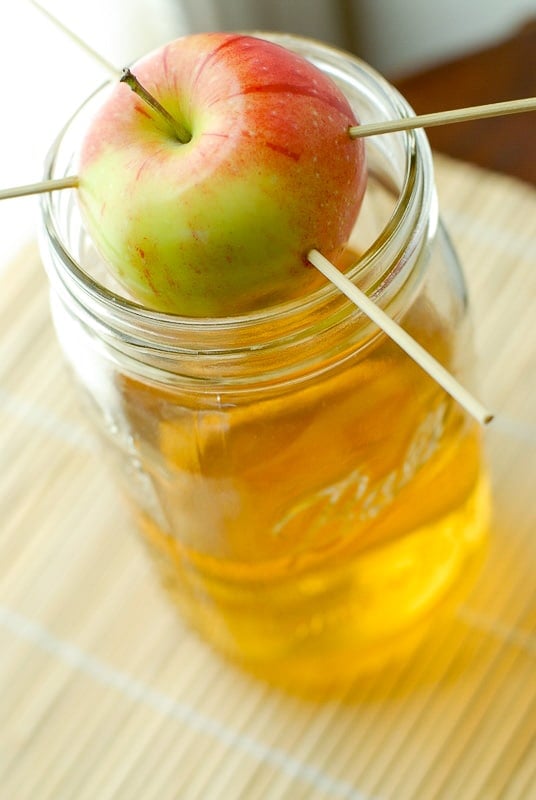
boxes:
[77,33,367,316]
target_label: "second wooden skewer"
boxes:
[308,249,494,426]
[349,96,536,138]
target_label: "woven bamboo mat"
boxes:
[1,154,535,800]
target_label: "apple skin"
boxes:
[78,33,367,316]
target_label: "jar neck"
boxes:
[40,34,436,387]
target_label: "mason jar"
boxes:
[39,33,490,688]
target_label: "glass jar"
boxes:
[39,34,490,688]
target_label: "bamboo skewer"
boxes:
[0,176,78,201]
[349,96,536,138]
[307,249,494,426]
[28,0,120,77]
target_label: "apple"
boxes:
[78,33,367,316]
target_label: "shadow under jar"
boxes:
[39,34,490,689]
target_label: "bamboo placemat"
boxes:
[1,154,535,800]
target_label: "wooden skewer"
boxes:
[28,0,120,77]
[308,249,494,426]
[0,176,78,201]
[349,96,536,138]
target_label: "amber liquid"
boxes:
[116,293,490,688]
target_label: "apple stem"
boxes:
[120,68,192,144]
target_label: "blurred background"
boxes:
[0,0,534,266]
[172,0,535,75]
